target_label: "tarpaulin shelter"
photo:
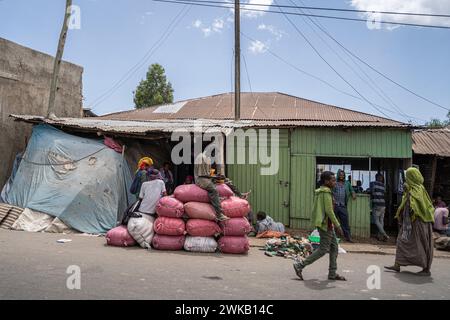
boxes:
[1,124,133,234]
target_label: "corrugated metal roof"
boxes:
[412,129,450,157]
[99,92,408,127]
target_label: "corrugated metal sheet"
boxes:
[412,129,450,157]
[291,127,412,158]
[99,92,409,128]
[289,155,316,229]
[347,195,371,238]
[227,129,290,225]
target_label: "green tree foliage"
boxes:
[426,111,450,128]
[133,64,174,109]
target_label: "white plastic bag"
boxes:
[184,236,218,253]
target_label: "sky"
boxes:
[0,0,449,123]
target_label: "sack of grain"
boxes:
[183,236,218,253]
[184,202,217,221]
[186,219,221,237]
[174,184,233,203]
[154,217,186,236]
[156,196,185,218]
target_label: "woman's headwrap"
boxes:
[138,157,153,170]
[147,169,163,181]
[395,167,435,223]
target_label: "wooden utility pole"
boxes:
[47,0,72,118]
[234,0,241,121]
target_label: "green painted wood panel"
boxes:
[291,128,412,158]
[289,155,316,229]
[226,129,290,225]
[347,195,371,238]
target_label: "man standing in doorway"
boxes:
[333,169,356,242]
[370,173,389,241]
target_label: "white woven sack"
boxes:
[184,236,218,253]
[127,214,155,249]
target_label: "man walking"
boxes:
[333,169,356,242]
[293,171,346,281]
[370,173,389,241]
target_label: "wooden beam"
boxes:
[430,156,438,198]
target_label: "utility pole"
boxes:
[47,0,72,119]
[234,0,241,121]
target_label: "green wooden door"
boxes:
[289,155,316,229]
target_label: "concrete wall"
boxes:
[0,38,83,185]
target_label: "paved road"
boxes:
[0,230,449,300]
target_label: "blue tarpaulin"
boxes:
[2,124,133,234]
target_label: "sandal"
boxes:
[328,274,346,281]
[384,265,400,272]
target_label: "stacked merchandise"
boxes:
[218,197,251,254]
[106,183,252,255]
[176,184,228,253]
[152,196,186,250]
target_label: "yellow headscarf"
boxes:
[395,167,435,223]
[137,157,153,169]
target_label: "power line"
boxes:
[240,32,426,122]
[168,0,450,18]
[87,5,191,109]
[152,0,450,30]
[290,2,450,112]
[273,1,392,119]
[290,0,423,123]
[242,54,253,94]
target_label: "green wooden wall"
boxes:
[227,127,412,238]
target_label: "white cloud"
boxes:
[237,0,274,19]
[202,27,212,37]
[212,18,224,32]
[350,0,450,30]
[248,40,268,54]
[257,23,285,40]
[193,19,202,28]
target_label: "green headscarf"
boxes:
[395,167,435,223]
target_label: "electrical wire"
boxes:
[87,5,191,109]
[152,0,450,30]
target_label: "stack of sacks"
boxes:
[184,202,220,252]
[219,197,251,254]
[152,196,186,250]
[175,184,233,253]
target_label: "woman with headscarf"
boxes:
[130,157,153,199]
[385,167,435,276]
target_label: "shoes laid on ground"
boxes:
[384,265,401,272]
[328,274,346,281]
[216,214,230,222]
[293,262,304,280]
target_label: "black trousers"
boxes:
[335,206,352,240]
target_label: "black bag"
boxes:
[121,199,142,225]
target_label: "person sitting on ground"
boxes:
[194,152,250,222]
[255,211,285,234]
[138,169,167,216]
[433,206,449,236]
[184,175,194,185]
[433,195,447,209]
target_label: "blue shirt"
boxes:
[333,182,346,207]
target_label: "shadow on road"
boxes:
[292,278,336,291]
[393,271,434,285]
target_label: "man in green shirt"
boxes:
[293,171,346,281]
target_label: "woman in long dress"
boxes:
[385,167,435,276]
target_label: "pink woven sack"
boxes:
[186,219,221,237]
[106,225,136,247]
[174,184,234,203]
[220,217,252,236]
[184,202,217,221]
[221,197,251,218]
[218,236,249,254]
[156,196,184,218]
[154,217,186,236]
[152,234,185,250]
